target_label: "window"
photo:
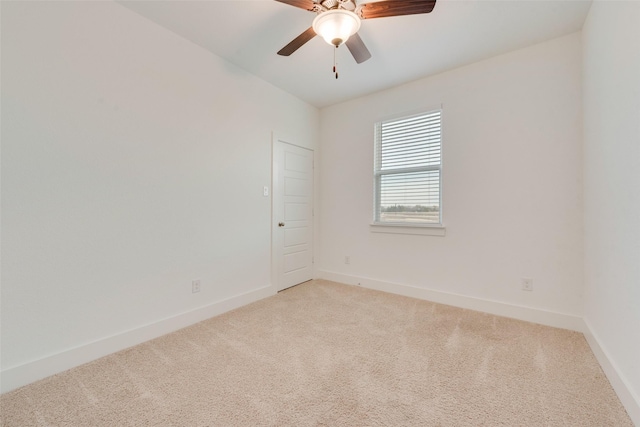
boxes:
[374,109,442,226]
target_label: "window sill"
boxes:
[369,223,446,236]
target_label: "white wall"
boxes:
[3,4,637,419]
[319,33,584,326]
[582,1,640,422]
[0,1,319,390]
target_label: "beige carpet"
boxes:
[0,280,633,426]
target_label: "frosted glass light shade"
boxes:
[312,9,361,47]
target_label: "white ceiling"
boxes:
[118,0,592,108]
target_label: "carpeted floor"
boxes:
[0,280,633,426]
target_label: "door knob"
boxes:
[278,222,285,227]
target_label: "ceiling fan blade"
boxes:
[359,0,436,19]
[274,0,316,11]
[277,27,317,56]
[346,33,372,64]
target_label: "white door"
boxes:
[272,136,314,292]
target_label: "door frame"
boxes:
[271,133,315,292]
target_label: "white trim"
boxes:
[317,272,640,421]
[0,285,275,394]
[583,319,640,425]
[317,270,584,332]
[370,223,446,236]
[373,103,444,124]
[271,132,280,294]
[5,277,638,425]
[373,107,443,226]
[271,133,315,292]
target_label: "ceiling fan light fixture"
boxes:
[312,9,361,47]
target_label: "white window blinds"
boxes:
[374,109,442,225]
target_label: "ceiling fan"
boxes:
[275,0,437,68]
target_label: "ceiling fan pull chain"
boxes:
[334,46,339,79]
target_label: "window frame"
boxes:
[372,107,444,232]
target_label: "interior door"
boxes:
[272,136,314,292]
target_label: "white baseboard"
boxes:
[0,285,276,394]
[318,270,585,332]
[319,270,640,423]
[583,319,640,425]
[5,277,638,425]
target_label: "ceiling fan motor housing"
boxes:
[315,0,357,12]
[276,0,436,64]
[312,9,361,47]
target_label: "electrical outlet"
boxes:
[263,186,269,197]
[192,279,201,293]
[521,277,533,292]
[345,256,350,265]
